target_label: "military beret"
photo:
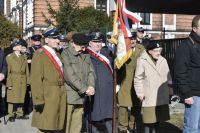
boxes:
[146,42,162,51]
[58,34,68,42]
[72,33,91,46]
[43,27,59,38]
[11,39,22,48]
[31,34,42,41]
[137,27,145,33]
[90,32,104,42]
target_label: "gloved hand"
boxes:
[34,104,45,113]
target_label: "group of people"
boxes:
[0,27,114,133]
[1,15,200,133]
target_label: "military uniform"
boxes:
[6,52,29,119]
[30,27,67,133]
[31,49,66,131]
[61,33,95,133]
[117,44,144,132]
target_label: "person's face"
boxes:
[137,31,144,40]
[130,38,137,48]
[148,48,162,60]
[193,22,200,36]
[13,45,22,51]
[21,46,27,53]
[45,38,60,49]
[33,40,41,45]
[72,43,86,54]
[89,41,102,52]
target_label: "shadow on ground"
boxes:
[159,122,182,133]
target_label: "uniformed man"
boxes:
[85,31,114,133]
[61,33,96,133]
[28,34,42,62]
[117,33,144,133]
[136,27,150,48]
[19,38,33,116]
[6,39,30,122]
[31,27,67,133]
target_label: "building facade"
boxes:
[134,13,194,39]
[3,0,195,40]
[3,0,114,39]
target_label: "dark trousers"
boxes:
[144,123,160,133]
[23,86,33,115]
[87,119,112,133]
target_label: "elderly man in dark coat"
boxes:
[85,31,114,133]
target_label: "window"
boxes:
[140,13,150,25]
[96,0,107,12]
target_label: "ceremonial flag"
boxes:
[113,0,142,69]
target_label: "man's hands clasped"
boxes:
[86,86,95,96]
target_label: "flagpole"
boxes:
[111,0,142,132]
[112,67,117,133]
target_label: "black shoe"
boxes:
[16,115,29,120]
[8,117,15,122]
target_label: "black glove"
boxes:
[34,104,45,113]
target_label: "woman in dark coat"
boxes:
[85,32,114,133]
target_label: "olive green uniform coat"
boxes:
[31,48,67,130]
[117,44,144,107]
[61,44,96,105]
[6,53,29,103]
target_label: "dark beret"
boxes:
[43,27,59,38]
[90,32,104,42]
[72,33,91,46]
[146,42,162,50]
[31,34,42,41]
[137,27,145,33]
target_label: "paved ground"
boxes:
[0,113,37,133]
[0,85,185,133]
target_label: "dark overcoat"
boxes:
[86,47,114,121]
[0,48,7,76]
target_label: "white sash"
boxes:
[43,45,63,73]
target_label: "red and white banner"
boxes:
[86,47,113,74]
[114,0,142,69]
[42,45,64,80]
